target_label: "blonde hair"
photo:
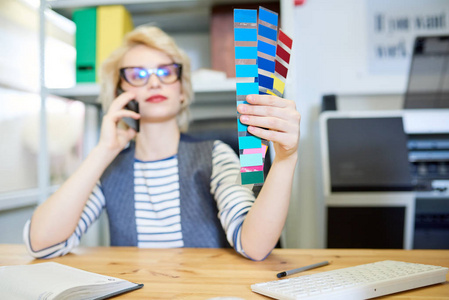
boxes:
[98,25,193,132]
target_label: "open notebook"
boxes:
[0,262,143,300]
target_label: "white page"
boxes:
[0,262,137,300]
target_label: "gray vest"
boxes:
[100,134,230,248]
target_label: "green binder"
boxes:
[73,8,97,83]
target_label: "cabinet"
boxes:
[39,1,288,143]
[43,0,284,116]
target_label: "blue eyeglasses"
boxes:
[119,63,182,86]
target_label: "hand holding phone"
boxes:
[124,99,140,132]
[117,88,140,132]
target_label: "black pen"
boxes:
[276,261,330,278]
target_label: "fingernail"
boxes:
[241,115,249,122]
[247,95,254,101]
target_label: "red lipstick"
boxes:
[146,94,167,103]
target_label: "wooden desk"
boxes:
[1,244,448,299]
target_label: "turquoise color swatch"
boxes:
[236,82,258,95]
[240,153,263,167]
[236,64,258,77]
[239,135,262,149]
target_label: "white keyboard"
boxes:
[251,260,448,300]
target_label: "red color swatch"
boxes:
[276,45,290,64]
[278,30,293,48]
[275,60,288,78]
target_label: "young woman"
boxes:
[24,26,300,261]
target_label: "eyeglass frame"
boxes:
[119,63,183,86]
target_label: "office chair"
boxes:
[187,117,272,181]
[187,118,281,248]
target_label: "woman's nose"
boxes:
[147,73,162,88]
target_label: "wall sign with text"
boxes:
[366,0,449,74]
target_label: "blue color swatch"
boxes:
[234,28,257,42]
[234,9,257,23]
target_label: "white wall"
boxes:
[284,0,448,248]
[284,0,449,248]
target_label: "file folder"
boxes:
[96,5,134,78]
[73,7,97,83]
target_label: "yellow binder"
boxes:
[96,5,134,78]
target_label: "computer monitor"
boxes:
[404,35,449,109]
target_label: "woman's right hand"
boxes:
[97,91,140,153]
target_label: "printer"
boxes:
[319,35,449,250]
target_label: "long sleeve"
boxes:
[210,140,256,258]
[23,183,106,259]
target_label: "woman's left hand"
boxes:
[237,94,301,161]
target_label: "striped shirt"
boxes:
[23,141,256,259]
[134,155,183,248]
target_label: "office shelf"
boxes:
[193,77,237,93]
[47,0,270,9]
[47,0,276,33]
[48,77,238,105]
[48,83,100,104]
[43,0,278,103]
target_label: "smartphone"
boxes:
[116,87,140,132]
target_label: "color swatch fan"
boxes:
[234,7,293,186]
